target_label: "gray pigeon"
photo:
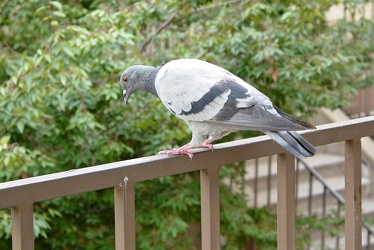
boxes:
[120,59,317,159]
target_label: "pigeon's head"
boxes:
[120,65,156,105]
[120,66,139,105]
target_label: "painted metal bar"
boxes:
[114,177,136,250]
[363,223,374,250]
[277,153,296,250]
[308,173,313,216]
[254,159,258,207]
[267,156,272,206]
[336,201,341,249]
[367,230,370,250]
[299,159,345,204]
[321,186,327,249]
[295,160,299,212]
[345,138,362,250]
[1,117,374,210]
[0,117,373,250]
[11,203,34,250]
[200,166,220,250]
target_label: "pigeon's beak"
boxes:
[123,89,129,105]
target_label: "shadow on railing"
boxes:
[1,116,374,250]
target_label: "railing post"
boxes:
[11,203,34,250]
[114,177,136,250]
[345,138,362,250]
[200,166,220,250]
[277,153,296,250]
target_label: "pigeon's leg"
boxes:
[158,144,194,159]
[200,131,230,150]
[200,138,214,150]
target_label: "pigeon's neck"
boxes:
[139,66,159,98]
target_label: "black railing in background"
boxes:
[250,156,374,249]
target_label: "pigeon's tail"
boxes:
[274,106,316,130]
[265,131,317,159]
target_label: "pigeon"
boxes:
[120,59,317,159]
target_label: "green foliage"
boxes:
[235,208,345,250]
[135,175,200,249]
[0,0,373,249]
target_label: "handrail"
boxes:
[1,116,374,209]
[1,116,374,250]
[298,159,345,204]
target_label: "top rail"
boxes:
[0,116,374,210]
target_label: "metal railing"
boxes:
[1,116,374,250]
[250,143,374,249]
[296,159,374,250]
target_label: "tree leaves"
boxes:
[0,0,373,249]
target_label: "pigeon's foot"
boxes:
[158,140,216,159]
[200,138,214,150]
[158,144,194,159]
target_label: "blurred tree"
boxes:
[0,0,373,249]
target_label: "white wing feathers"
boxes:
[154,59,301,131]
[155,59,230,121]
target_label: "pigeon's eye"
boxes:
[122,77,129,83]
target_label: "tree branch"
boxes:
[0,0,11,21]
[140,0,248,54]
[140,11,178,53]
[193,0,246,14]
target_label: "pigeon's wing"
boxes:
[154,59,305,131]
[155,59,234,121]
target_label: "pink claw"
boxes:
[158,144,194,159]
[158,139,216,159]
[201,139,214,150]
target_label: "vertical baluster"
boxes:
[254,159,259,207]
[267,156,272,206]
[367,229,370,250]
[201,166,220,249]
[114,177,136,250]
[321,186,327,249]
[277,153,296,250]
[295,159,300,212]
[12,203,34,250]
[336,201,341,249]
[345,139,362,250]
[308,173,313,217]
